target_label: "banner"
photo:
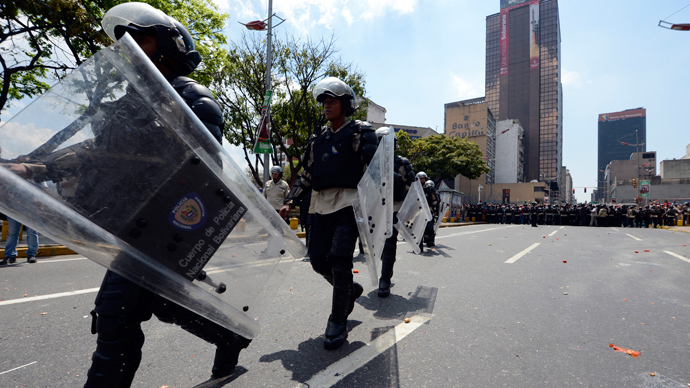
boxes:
[640,180,650,197]
[499,10,509,75]
[499,0,540,75]
[252,90,273,154]
[529,2,540,69]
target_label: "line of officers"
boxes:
[466,202,690,228]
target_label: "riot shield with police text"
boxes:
[352,132,393,286]
[435,191,451,233]
[395,180,432,254]
[0,34,306,340]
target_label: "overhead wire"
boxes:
[661,2,690,21]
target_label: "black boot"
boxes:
[0,257,8,265]
[152,299,252,378]
[212,333,252,378]
[378,258,395,298]
[427,233,436,247]
[324,266,352,350]
[378,278,391,298]
[324,317,347,350]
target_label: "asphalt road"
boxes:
[1,224,689,388]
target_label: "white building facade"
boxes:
[494,119,525,184]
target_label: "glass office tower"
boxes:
[486,0,562,196]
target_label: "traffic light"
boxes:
[572,189,575,194]
[584,187,587,193]
[633,179,637,188]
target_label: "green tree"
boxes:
[0,0,228,116]
[212,32,367,186]
[397,131,490,182]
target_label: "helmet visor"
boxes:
[102,2,174,41]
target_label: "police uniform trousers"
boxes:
[309,207,360,326]
[85,271,250,387]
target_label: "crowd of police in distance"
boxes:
[463,201,690,228]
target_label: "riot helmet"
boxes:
[270,166,283,178]
[425,180,435,189]
[313,77,357,117]
[374,127,399,149]
[416,171,428,181]
[102,2,202,76]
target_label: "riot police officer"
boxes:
[280,77,378,350]
[416,172,439,251]
[77,5,252,387]
[376,128,415,297]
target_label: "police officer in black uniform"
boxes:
[376,128,415,297]
[73,5,252,387]
[279,77,378,350]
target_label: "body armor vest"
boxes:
[311,122,365,191]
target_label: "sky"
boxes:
[2,0,688,202]
[213,0,690,202]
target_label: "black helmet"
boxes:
[102,2,202,76]
[313,77,357,116]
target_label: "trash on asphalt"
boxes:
[609,343,641,359]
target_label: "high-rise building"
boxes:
[597,108,646,200]
[486,0,563,191]
[444,97,496,203]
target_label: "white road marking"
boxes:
[0,288,100,307]
[611,228,619,232]
[0,361,36,376]
[441,226,514,239]
[560,226,565,229]
[38,257,88,263]
[625,234,642,241]
[504,243,541,264]
[548,230,558,237]
[296,315,432,388]
[664,251,690,264]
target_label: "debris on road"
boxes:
[353,269,359,273]
[609,343,641,359]
[404,318,411,323]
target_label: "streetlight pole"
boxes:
[262,0,274,186]
[636,130,641,203]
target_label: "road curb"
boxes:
[2,222,489,259]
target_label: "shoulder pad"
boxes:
[170,77,224,144]
[353,120,375,132]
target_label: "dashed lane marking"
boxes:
[504,243,541,264]
[548,230,558,237]
[295,315,432,388]
[664,251,690,264]
[625,234,642,241]
[0,288,100,307]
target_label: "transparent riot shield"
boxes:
[0,34,306,340]
[395,180,432,254]
[352,132,393,286]
[435,191,451,233]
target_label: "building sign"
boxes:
[501,0,533,10]
[598,108,646,122]
[500,11,509,75]
[499,0,539,75]
[447,113,485,139]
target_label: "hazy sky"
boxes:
[217,0,690,201]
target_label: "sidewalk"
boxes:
[660,225,690,234]
[0,232,76,259]
[1,221,487,259]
